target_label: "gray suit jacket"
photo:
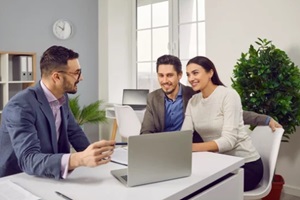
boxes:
[0,82,90,179]
[140,84,195,134]
[140,84,269,135]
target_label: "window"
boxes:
[135,0,205,90]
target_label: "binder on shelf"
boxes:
[27,56,33,81]
[12,56,27,81]
[8,57,13,81]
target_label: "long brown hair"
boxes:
[187,56,225,86]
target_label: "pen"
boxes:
[111,160,128,166]
[55,191,73,200]
[115,142,128,146]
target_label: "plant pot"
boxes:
[262,174,285,200]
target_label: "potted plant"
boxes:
[231,38,300,199]
[69,95,107,127]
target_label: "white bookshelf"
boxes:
[0,51,36,120]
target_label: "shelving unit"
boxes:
[0,51,36,121]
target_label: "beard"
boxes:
[63,77,79,94]
[162,83,178,95]
[66,89,77,94]
[163,87,176,95]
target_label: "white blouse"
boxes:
[181,86,260,163]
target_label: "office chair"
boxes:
[110,105,142,165]
[244,126,284,199]
[114,105,142,138]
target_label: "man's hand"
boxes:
[69,140,115,170]
[269,118,282,132]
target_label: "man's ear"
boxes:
[178,71,183,79]
[51,72,61,83]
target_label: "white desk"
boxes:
[105,107,145,140]
[0,152,244,200]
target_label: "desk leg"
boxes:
[111,119,118,140]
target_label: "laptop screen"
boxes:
[122,89,149,107]
[110,130,193,187]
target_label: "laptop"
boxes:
[122,89,149,110]
[110,130,193,187]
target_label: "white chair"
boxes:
[114,105,141,138]
[244,126,284,199]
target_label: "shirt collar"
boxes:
[40,80,66,105]
[164,83,182,101]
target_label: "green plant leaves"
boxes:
[232,38,300,142]
[69,95,107,126]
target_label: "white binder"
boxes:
[27,56,33,81]
[12,56,27,81]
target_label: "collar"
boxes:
[40,80,66,105]
[165,83,183,101]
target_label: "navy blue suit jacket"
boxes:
[0,82,90,179]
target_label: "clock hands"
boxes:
[58,22,65,31]
[53,19,71,39]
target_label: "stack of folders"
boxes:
[11,55,33,81]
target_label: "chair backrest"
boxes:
[114,105,141,138]
[244,126,284,199]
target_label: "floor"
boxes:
[281,193,300,200]
[250,193,300,200]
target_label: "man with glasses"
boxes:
[0,45,115,179]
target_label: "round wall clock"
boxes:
[52,19,72,40]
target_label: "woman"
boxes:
[181,56,263,191]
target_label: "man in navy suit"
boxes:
[0,46,115,179]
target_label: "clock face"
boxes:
[53,19,72,40]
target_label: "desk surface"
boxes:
[0,152,244,200]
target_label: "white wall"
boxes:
[98,0,134,140]
[206,0,300,196]
[99,0,135,105]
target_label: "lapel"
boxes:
[34,82,58,153]
[157,89,166,131]
[60,104,68,136]
[57,105,70,153]
[181,84,189,111]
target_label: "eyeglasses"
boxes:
[57,69,82,82]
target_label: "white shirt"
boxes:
[181,86,260,163]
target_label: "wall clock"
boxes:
[52,19,72,40]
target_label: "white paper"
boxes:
[0,180,40,200]
[111,147,128,165]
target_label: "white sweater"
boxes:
[181,86,260,163]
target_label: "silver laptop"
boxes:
[111,130,193,187]
[122,89,149,110]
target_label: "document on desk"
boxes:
[0,180,40,200]
[111,147,128,166]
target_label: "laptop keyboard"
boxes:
[121,175,128,181]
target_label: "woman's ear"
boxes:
[209,69,214,79]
